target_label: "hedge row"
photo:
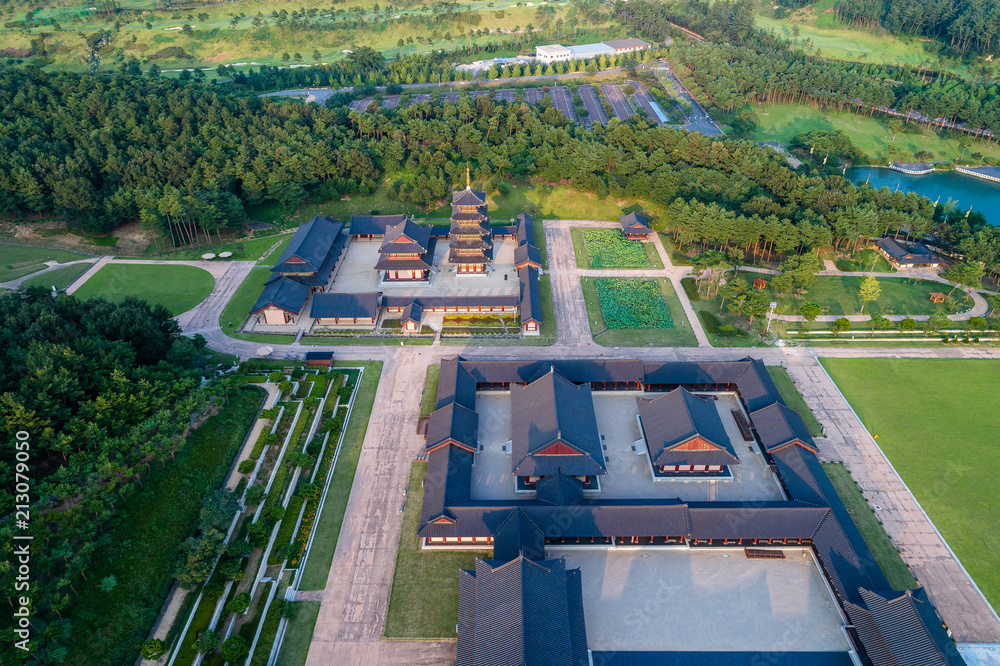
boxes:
[267,496,305,566]
[249,597,286,666]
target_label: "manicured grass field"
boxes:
[299,362,382,590]
[835,249,896,274]
[0,243,93,282]
[571,228,662,269]
[384,461,490,638]
[755,15,981,79]
[821,358,1000,611]
[20,262,94,290]
[765,366,824,438]
[582,277,697,346]
[274,600,321,666]
[221,266,271,336]
[72,263,214,315]
[822,463,918,591]
[419,364,442,419]
[752,104,1000,163]
[751,273,960,316]
[151,233,294,263]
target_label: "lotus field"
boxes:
[584,230,651,268]
[595,278,674,329]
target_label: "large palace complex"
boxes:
[419,357,966,666]
[248,177,543,335]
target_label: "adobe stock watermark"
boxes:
[12,430,32,652]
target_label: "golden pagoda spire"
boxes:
[466,164,471,189]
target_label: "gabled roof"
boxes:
[309,292,381,320]
[510,367,605,477]
[401,301,422,324]
[637,389,739,467]
[374,237,436,271]
[425,402,479,454]
[750,403,818,454]
[272,216,344,274]
[378,219,431,255]
[619,211,650,234]
[250,277,311,316]
[846,588,966,666]
[420,443,473,527]
[491,508,547,561]
[535,472,584,506]
[515,212,535,246]
[348,213,409,236]
[876,237,942,265]
[514,243,542,269]
[436,356,478,411]
[519,266,542,325]
[458,556,589,666]
[453,188,487,206]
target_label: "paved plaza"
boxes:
[547,547,850,653]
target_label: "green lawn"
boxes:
[20,263,94,290]
[221,266,271,336]
[0,243,94,282]
[73,263,214,315]
[821,358,1000,611]
[835,249,896,274]
[274,600,321,666]
[582,277,697,346]
[419,364,442,419]
[753,273,960,317]
[299,362,382,590]
[148,233,294,263]
[822,463,918,591]
[752,103,1000,163]
[755,15,981,79]
[571,228,662,269]
[765,366,824,438]
[384,461,490,638]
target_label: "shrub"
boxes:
[194,629,221,654]
[141,638,166,660]
[224,592,252,615]
[238,459,256,474]
[202,580,226,601]
[268,371,284,383]
[698,311,720,335]
[680,277,700,302]
[221,635,249,662]
[244,485,265,506]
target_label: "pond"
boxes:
[845,167,1000,226]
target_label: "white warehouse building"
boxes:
[535,38,651,63]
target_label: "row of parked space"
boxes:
[347,81,671,127]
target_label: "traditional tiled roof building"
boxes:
[450,169,493,274]
[375,218,435,281]
[636,388,740,475]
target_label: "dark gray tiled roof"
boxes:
[603,37,651,49]
[250,277,311,315]
[519,266,542,324]
[348,213,407,236]
[876,237,942,265]
[535,472,584,506]
[384,294,520,310]
[425,402,479,453]
[510,367,605,477]
[453,188,487,206]
[619,211,650,234]
[309,292,380,319]
[750,403,817,453]
[515,212,535,246]
[419,444,473,526]
[685,501,829,540]
[272,216,344,275]
[374,237,436,271]
[378,218,432,255]
[636,389,739,467]
[401,301,422,324]
[850,588,965,666]
[514,243,542,268]
[436,356,478,411]
[458,556,588,666]
[642,358,779,412]
[491,508,547,562]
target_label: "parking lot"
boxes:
[547,547,850,653]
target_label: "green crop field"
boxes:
[582,277,696,346]
[752,104,1000,163]
[821,358,1000,611]
[72,263,214,315]
[571,228,662,269]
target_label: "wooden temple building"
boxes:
[449,169,493,274]
[375,218,436,281]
